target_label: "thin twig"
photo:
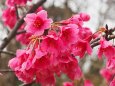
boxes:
[0,69,14,72]
[90,37,100,44]
[15,4,19,19]
[0,50,15,56]
[91,35,115,48]
[17,30,26,35]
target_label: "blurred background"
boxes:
[0,0,115,86]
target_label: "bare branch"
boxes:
[0,69,14,72]
[0,50,15,56]
[17,30,26,35]
[15,4,19,19]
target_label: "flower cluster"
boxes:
[8,10,94,85]
[1,0,115,86]
[98,38,115,86]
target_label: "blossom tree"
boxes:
[0,0,115,86]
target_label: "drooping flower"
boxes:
[98,37,115,59]
[84,80,94,86]
[60,13,90,27]
[8,49,35,83]
[16,33,32,45]
[59,56,82,80]
[71,27,92,58]
[72,39,92,58]
[100,68,114,82]
[24,10,53,36]
[2,7,17,29]
[40,34,64,56]
[60,24,79,47]
[106,57,115,69]
[36,69,55,86]
[79,13,90,21]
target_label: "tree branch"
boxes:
[0,50,15,56]
[91,35,115,48]
[16,30,26,35]
[91,27,115,48]
[15,4,19,19]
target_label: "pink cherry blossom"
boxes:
[72,27,92,58]
[60,13,90,27]
[106,57,115,69]
[2,7,17,29]
[77,27,92,40]
[16,33,32,45]
[59,56,82,80]
[63,82,74,86]
[24,10,52,36]
[40,34,64,56]
[80,13,90,21]
[8,11,94,85]
[72,39,92,58]
[6,0,32,7]
[84,80,94,86]
[60,14,83,27]
[60,24,79,47]
[110,79,115,86]
[36,6,43,13]
[100,68,114,82]
[98,37,115,59]
[8,49,35,83]
[36,69,55,86]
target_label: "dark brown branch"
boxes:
[17,30,26,35]
[15,4,19,19]
[0,69,14,72]
[90,37,100,44]
[0,0,46,51]
[91,35,115,48]
[0,50,16,56]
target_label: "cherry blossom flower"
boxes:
[60,24,79,47]
[2,7,17,29]
[106,57,115,69]
[36,69,55,86]
[84,80,94,86]
[72,39,92,58]
[100,68,114,82]
[8,11,94,85]
[72,27,92,58]
[16,33,32,45]
[60,13,90,27]
[59,56,82,80]
[24,10,52,36]
[40,34,64,56]
[8,49,35,83]
[63,82,74,86]
[79,13,90,21]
